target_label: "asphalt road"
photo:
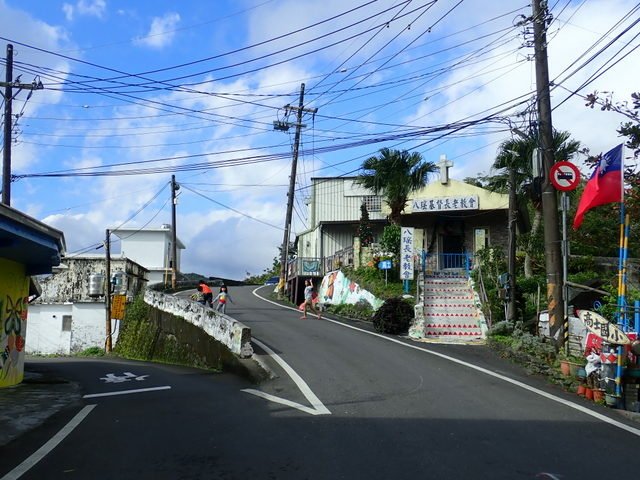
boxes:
[2,285,639,479]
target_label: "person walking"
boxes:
[213,286,233,314]
[301,279,321,320]
[198,280,213,307]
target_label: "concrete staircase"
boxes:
[409,270,487,343]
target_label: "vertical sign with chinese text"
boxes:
[400,227,414,280]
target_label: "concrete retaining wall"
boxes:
[143,290,253,358]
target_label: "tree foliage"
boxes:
[372,297,414,334]
[380,224,401,261]
[356,148,437,224]
[357,203,374,247]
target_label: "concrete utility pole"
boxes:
[1,44,43,206]
[274,83,317,295]
[171,175,179,290]
[532,0,564,340]
[507,163,517,322]
[105,229,112,353]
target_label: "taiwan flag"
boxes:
[573,144,623,229]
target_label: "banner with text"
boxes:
[412,195,479,212]
[400,227,414,280]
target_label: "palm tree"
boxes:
[485,130,581,277]
[356,148,438,225]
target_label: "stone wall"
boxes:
[143,290,252,358]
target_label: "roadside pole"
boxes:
[1,43,44,205]
[532,0,564,342]
[561,192,569,352]
[274,83,317,297]
[105,229,112,353]
[549,160,581,352]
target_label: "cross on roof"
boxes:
[437,154,453,184]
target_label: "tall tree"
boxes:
[356,148,437,225]
[484,130,581,277]
[357,203,374,247]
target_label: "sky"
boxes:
[0,0,638,280]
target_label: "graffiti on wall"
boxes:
[318,270,383,311]
[0,258,29,387]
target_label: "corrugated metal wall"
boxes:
[313,178,385,223]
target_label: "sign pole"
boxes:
[562,192,569,354]
[549,160,580,351]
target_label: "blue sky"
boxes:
[1,0,638,280]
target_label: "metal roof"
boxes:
[0,203,66,275]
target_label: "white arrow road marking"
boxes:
[242,337,330,416]
[241,389,326,416]
[100,372,149,383]
[253,287,640,437]
[83,386,171,399]
[1,405,96,480]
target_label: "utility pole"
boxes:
[171,175,179,290]
[274,83,317,295]
[1,44,43,206]
[532,0,564,341]
[2,44,13,206]
[105,229,112,353]
[507,163,517,322]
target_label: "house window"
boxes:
[62,315,72,332]
[363,195,381,212]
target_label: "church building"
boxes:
[296,155,521,273]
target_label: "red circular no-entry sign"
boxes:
[550,161,580,191]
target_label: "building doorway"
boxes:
[440,234,464,268]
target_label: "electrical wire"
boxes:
[180,184,283,231]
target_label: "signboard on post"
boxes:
[400,227,414,280]
[378,260,392,270]
[111,294,127,320]
[550,161,580,192]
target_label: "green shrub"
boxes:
[114,294,157,360]
[488,321,514,337]
[568,255,597,274]
[328,299,374,321]
[341,266,404,299]
[372,297,413,334]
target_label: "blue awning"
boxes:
[0,204,66,275]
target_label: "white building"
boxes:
[112,224,185,286]
[27,255,148,355]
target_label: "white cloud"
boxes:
[134,12,181,49]
[62,0,106,21]
[62,3,74,21]
[5,0,639,280]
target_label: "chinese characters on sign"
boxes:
[580,310,630,345]
[400,227,414,280]
[412,195,479,212]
